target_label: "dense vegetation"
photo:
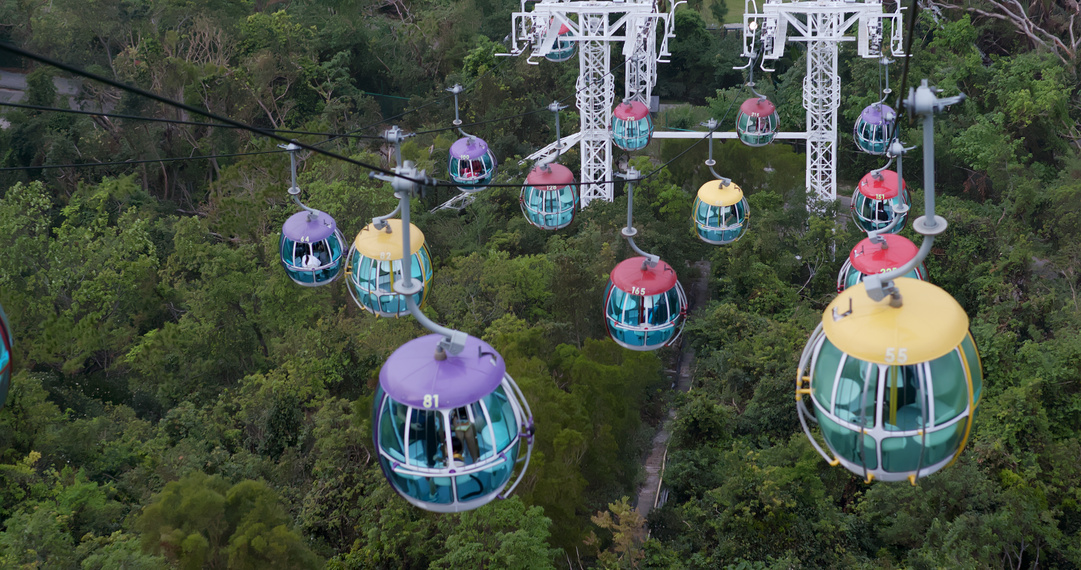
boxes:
[0,0,1079,568]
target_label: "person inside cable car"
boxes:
[452,407,480,463]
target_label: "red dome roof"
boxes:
[613,101,650,121]
[857,169,906,199]
[739,97,776,118]
[849,234,919,275]
[525,163,575,190]
[609,257,679,296]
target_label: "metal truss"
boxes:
[742,0,904,202]
[506,1,679,206]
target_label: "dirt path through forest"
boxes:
[634,260,711,520]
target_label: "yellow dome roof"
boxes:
[822,278,969,364]
[352,219,425,261]
[696,179,744,207]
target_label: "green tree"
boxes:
[136,471,320,569]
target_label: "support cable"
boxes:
[0,41,429,186]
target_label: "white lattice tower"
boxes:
[507,1,679,206]
[624,15,658,103]
[576,12,615,205]
[743,0,904,202]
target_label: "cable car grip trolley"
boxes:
[796,81,981,485]
[369,130,534,513]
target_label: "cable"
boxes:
[0,149,285,171]
[0,101,382,139]
[0,42,427,185]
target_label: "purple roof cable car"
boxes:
[448,136,497,192]
[279,209,346,287]
[277,144,346,287]
[447,84,498,192]
[368,152,535,512]
[373,334,534,513]
[854,103,897,155]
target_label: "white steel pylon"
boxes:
[508,1,679,207]
[743,0,904,202]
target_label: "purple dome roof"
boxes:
[450,137,492,161]
[859,103,896,126]
[380,334,506,410]
[282,210,337,242]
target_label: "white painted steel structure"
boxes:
[508,1,680,206]
[742,0,904,201]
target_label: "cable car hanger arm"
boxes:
[863,81,966,307]
[618,167,659,268]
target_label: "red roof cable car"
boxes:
[446,84,498,192]
[692,119,749,245]
[733,36,779,147]
[611,97,653,152]
[851,140,913,234]
[369,155,534,513]
[604,168,688,351]
[521,102,578,230]
[797,81,977,484]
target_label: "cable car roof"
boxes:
[859,103,896,124]
[379,334,507,410]
[739,97,776,118]
[450,137,491,161]
[609,256,678,296]
[697,180,744,207]
[613,100,650,121]
[823,279,969,365]
[849,234,919,275]
[525,163,575,188]
[282,210,337,242]
[353,219,426,260]
[857,169,905,199]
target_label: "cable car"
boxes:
[373,334,534,512]
[736,97,779,147]
[545,23,576,62]
[796,278,982,483]
[520,163,578,230]
[0,303,11,411]
[611,100,653,152]
[279,210,346,287]
[604,257,688,351]
[693,179,749,245]
[837,234,927,293]
[854,103,896,155]
[346,219,434,317]
[448,136,497,192]
[852,169,909,234]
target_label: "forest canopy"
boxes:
[0,0,1080,568]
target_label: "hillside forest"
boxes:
[0,0,1080,568]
